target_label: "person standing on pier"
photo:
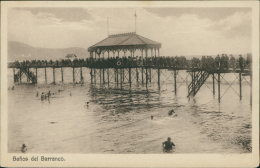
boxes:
[239,54,244,71]
[230,54,235,70]
[215,54,220,69]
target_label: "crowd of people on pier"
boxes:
[12,54,252,70]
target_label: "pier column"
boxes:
[158,68,160,90]
[53,67,55,84]
[107,68,110,87]
[239,72,242,100]
[61,67,64,82]
[120,68,123,88]
[80,67,83,83]
[27,68,29,82]
[13,68,15,83]
[129,67,131,87]
[116,68,118,86]
[90,68,93,83]
[250,62,252,106]
[20,68,22,83]
[114,69,116,82]
[142,67,144,84]
[145,48,148,88]
[94,68,96,84]
[212,73,215,96]
[35,67,37,84]
[136,67,138,82]
[123,69,124,81]
[100,69,102,85]
[103,68,105,83]
[45,68,47,84]
[191,72,194,96]
[218,72,220,103]
[149,68,151,82]
[146,67,148,88]
[174,70,177,95]
[73,67,75,83]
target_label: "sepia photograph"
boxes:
[1,1,259,167]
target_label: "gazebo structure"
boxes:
[88,32,161,59]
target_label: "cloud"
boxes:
[144,8,251,21]
[14,7,93,22]
[207,11,252,38]
[8,7,252,56]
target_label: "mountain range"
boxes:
[8,41,90,62]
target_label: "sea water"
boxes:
[7,68,251,153]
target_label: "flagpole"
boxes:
[107,17,109,36]
[135,11,137,33]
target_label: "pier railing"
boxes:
[8,54,252,71]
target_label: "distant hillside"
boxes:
[8,41,90,62]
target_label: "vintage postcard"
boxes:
[1,1,259,167]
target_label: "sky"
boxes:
[8,7,252,56]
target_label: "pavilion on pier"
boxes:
[87,32,161,59]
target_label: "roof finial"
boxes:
[107,17,109,37]
[134,11,137,33]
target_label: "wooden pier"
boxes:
[7,32,252,104]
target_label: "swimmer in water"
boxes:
[21,144,27,153]
[168,109,175,116]
[162,137,175,151]
[48,91,51,97]
[85,102,89,107]
[41,93,45,101]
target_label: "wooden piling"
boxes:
[218,72,220,103]
[45,68,47,84]
[213,73,215,95]
[158,68,160,90]
[174,70,177,95]
[107,68,110,87]
[136,67,138,82]
[73,67,75,83]
[239,72,242,100]
[90,68,93,83]
[114,69,116,82]
[80,67,83,83]
[123,69,124,81]
[35,67,37,84]
[250,63,252,106]
[20,68,22,83]
[142,67,144,84]
[61,67,64,82]
[149,68,151,82]
[103,68,105,83]
[120,68,123,88]
[192,72,194,96]
[129,67,131,87]
[146,67,148,88]
[53,67,55,84]
[116,68,118,86]
[13,68,15,83]
[94,68,96,84]
[27,68,29,82]
[100,69,102,85]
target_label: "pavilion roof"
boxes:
[88,32,161,52]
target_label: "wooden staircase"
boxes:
[188,71,209,97]
[15,68,37,84]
